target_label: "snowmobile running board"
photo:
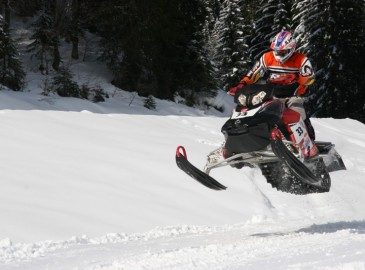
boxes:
[200,141,346,175]
[176,146,227,190]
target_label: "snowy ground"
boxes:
[0,87,365,269]
[1,16,365,270]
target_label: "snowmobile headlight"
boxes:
[251,91,267,105]
[238,94,247,107]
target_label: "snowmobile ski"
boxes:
[176,146,227,190]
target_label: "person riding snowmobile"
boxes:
[228,30,317,157]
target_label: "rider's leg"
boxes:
[281,105,318,159]
[286,97,316,140]
[285,96,306,119]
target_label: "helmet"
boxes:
[270,31,297,64]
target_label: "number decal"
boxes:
[296,127,304,136]
[289,121,306,143]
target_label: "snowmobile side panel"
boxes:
[222,122,270,156]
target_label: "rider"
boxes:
[228,30,317,157]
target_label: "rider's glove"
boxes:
[227,82,246,96]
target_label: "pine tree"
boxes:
[203,0,221,34]
[27,12,57,74]
[211,0,247,90]
[70,0,80,60]
[49,0,63,71]
[237,0,256,81]
[27,0,67,73]
[98,0,215,103]
[96,0,147,93]
[142,0,216,100]
[292,0,330,117]
[320,0,365,122]
[52,66,80,97]
[11,0,42,16]
[294,0,365,122]
[250,0,293,61]
[0,15,25,91]
[144,95,157,110]
[54,0,83,60]
[201,0,221,92]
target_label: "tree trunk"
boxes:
[52,46,61,71]
[4,0,10,34]
[52,0,61,71]
[71,0,79,59]
[0,0,3,16]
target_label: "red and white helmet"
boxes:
[270,31,297,64]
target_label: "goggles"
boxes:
[274,49,290,57]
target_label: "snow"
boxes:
[1,85,365,269]
[1,17,365,270]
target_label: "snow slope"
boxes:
[0,88,365,269]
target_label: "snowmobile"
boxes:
[175,84,346,195]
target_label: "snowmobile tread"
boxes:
[259,162,327,195]
[270,138,330,193]
[176,155,227,190]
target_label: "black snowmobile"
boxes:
[175,84,346,195]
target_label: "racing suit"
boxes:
[229,51,315,120]
[229,51,317,157]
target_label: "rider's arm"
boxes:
[297,58,315,95]
[228,55,267,96]
[241,55,266,85]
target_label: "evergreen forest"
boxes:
[1,0,365,122]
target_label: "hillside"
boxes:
[1,87,365,269]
